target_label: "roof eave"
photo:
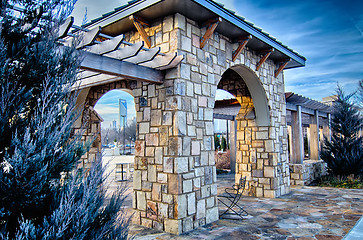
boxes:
[83,0,306,68]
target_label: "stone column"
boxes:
[229,118,237,174]
[309,110,320,160]
[291,105,304,164]
[132,61,218,234]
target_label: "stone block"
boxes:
[183,179,193,193]
[195,167,204,177]
[168,137,181,156]
[181,36,191,52]
[162,194,173,204]
[177,194,187,219]
[159,126,169,145]
[191,141,200,155]
[137,191,146,211]
[175,157,189,173]
[265,140,274,152]
[187,126,196,136]
[152,183,162,201]
[182,136,191,156]
[168,174,182,194]
[135,140,145,157]
[174,13,186,31]
[187,192,196,215]
[196,199,206,219]
[163,157,174,173]
[201,185,210,198]
[163,15,173,32]
[173,111,187,136]
[148,165,157,182]
[150,110,162,126]
[145,133,159,146]
[264,166,275,178]
[206,207,219,224]
[164,219,182,235]
[183,217,194,232]
[157,173,167,183]
[155,147,163,164]
[133,170,142,190]
[145,147,155,157]
[139,122,150,134]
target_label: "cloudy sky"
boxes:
[72,0,363,127]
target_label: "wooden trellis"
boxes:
[57,17,183,88]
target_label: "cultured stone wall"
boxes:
[81,13,291,234]
[290,160,327,186]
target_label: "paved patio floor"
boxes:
[121,174,363,240]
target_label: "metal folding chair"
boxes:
[218,176,248,219]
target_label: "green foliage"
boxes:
[318,175,363,189]
[0,1,129,238]
[214,134,220,151]
[221,136,227,152]
[320,86,363,176]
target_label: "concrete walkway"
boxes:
[121,174,363,240]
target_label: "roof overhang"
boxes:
[83,0,306,69]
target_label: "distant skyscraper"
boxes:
[112,120,117,129]
[119,99,127,129]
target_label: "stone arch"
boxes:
[217,64,270,126]
[216,65,276,197]
[74,80,133,169]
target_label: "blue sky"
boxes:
[72,0,363,127]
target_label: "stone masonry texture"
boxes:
[80,13,291,234]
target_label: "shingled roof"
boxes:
[82,0,306,69]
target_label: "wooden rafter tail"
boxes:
[87,34,125,55]
[140,52,177,69]
[76,27,101,49]
[57,16,74,39]
[130,15,151,48]
[274,58,290,78]
[126,47,160,64]
[104,41,144,60]
[232,35,252,62]
[200,17,222,49]
[157,55,184,70]
[256,48,274,71]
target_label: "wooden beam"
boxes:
[130,15,151,48]
[57,16,73,39]
[309,110,320,160]
[104,41,144,60]
[232,35,251,62]
[87,34,124,55]
[125,47,160,64]
[256,48,273,71]
[140,52,176,69]
[291,105,304,164]
[157,55,184,70]
[80,51,163,83]
[274,58,290,78]
[63,27,101,49]
[200,17,222,49]
[75,74,124,90]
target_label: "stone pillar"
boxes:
[309,110,320,160]
[291,105,304,164]
[131,64,218,234]
[229,118,237,174]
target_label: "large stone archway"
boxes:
[69,0,307,233]
[217,65,289,198]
